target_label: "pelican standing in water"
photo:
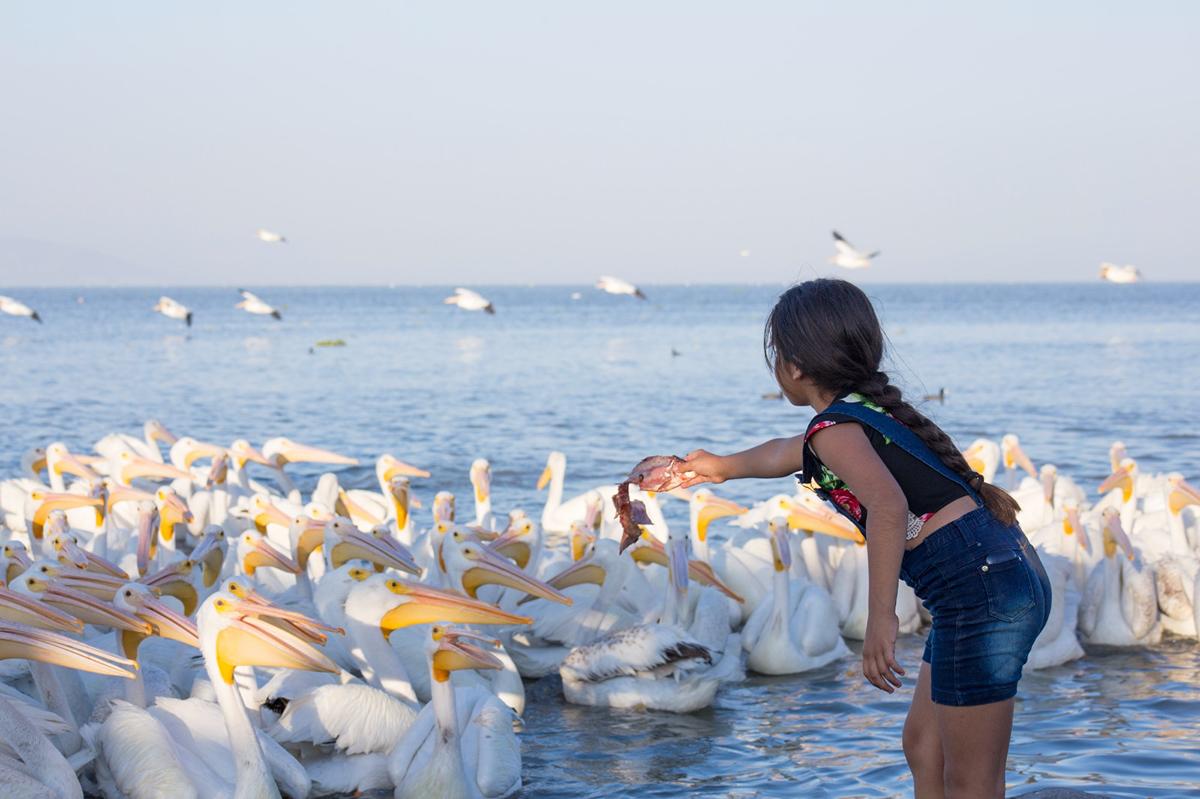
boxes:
[829,230,880,269]
[236,289,283,320]
[151,296,192,327]
[388,627,522,799]
[444,288,496,315]
[741,520,850,675]
[0,294,42,322]
[595,276,646,299]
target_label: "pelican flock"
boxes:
[0,419,1194,798]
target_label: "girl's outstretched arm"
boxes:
[810,422,908,693]
[680,436,806,486]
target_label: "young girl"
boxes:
[680,279,1051,799]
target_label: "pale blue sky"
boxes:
[1,2,1196,286]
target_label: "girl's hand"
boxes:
[679,450,729,488]
[862,612,905,693]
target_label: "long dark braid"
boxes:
[765,279,1019,525]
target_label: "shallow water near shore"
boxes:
[2,282,1199,797]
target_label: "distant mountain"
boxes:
[0,236,157,286]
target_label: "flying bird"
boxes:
[0,295,41,323]
[596,275,646,299]
[829,231,880,269]
[444,287,496,314]
[1099,263,1141,284]
[256,228,287,244]
[235,289,282,319]
[153,296,193,327]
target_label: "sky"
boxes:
[1,2,1196,286]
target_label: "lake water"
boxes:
[2,283,1199,797]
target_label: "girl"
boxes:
[680,279,1051,799]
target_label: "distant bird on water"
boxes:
[235,289,282,319]
[153,296,193,327]
[829,231,880,269]
[256,228,287,244]
[596,275,646,299]
[1099,263,1141,284]
[444,287,496,315]
[0,295,41,323]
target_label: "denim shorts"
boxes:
[899,506,1052,707]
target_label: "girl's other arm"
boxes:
[810,422,908,693]
[680,436,806,486]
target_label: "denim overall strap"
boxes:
[819,400,984,507]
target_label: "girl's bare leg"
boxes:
[935,697,1014,799]
[902,662,944,799]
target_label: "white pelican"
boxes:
[444,288,496,315]
[558,517,742,713]
[962,438,1000,484]
[236,289,282,320]
[537,451,666,537]
[256,228,287,243]
[388,627,522,799]
[1136,475,1200,637]
[828,230,879,269]
[95,420,178,465]
[1099,262,1140,283]
[1001,434,1037,489]
[152,296,193,327]
[93,592,339,799]
[741,520,850,675]
[1024,552,1084,670]
[0,294,42,322]
[1079,509,1161,646]
[0,622,138,798]
[595,275,646,299]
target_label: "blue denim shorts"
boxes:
[899,507,1051,707]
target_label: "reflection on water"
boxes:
[1,284,1199,797]
[522,636,1200,799]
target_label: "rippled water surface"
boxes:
[2,283,1199,797]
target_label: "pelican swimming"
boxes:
[1024,551,1084,670]
[444,288,496,315]
[0,294,42,322]
[595,275,646,299]
[152,296,193,327]
[829,230,879,269]
[558,515,742,713]
[92,591,339,798]
[741,520,850,675]
[1079,509,1161,646]
[236,289,283,320]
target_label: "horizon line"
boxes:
[2,279,1195,290]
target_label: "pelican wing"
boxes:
[238,289,265,304]
[559,624,712,682]
[269,682,417,756]
[832,231,860,257]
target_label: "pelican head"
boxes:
[237,529,301,576]
[199,591,340,685]
[692,490,748,542]
[262,438,358,468]
[429,626,504,683]
[1101,508,1134,560]
[324,517,421,576]
[432,491,456,524]
[488,516,537,570]
[348,576,532,639]
[1001,435,1036,478]
[46,442,101,484]
[537,451,565,491]
[114,582,200,659]
[1098,458,1137,503]
[376,453,429,484]
[1166,473,1200,515]
[443,531,570,605]
[768,518,793,572]
[470,459,492,505]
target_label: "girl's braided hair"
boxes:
[765,278,1019,525]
